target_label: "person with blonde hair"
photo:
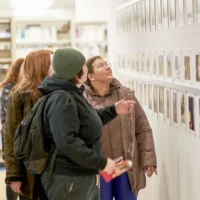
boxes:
[84,56,157,200]
[4,50,54,200]
[0,58,24,200]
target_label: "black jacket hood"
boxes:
[38,74,84,95]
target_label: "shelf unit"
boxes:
[11,20,108,61]
[14,20,75,58]
[74,21,108,59]
[0,18,13,82]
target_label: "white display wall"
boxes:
[107,0,200,200]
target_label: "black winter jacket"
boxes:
[39,74,117,176]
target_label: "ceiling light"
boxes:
[9,0,54,9]
[13,8,48,17]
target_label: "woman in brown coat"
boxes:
[4,50,54,200]
[84,56,157,200]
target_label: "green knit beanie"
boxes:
[53,48,86,80]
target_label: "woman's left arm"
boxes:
[134,97,157,169]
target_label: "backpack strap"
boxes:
[47,90,78,183]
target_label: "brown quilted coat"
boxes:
[84,79,157,195]
[4,91,36,199]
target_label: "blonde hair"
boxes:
[13,50,53,101]
[0,58,24,88]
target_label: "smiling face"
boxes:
[87,57,113,85]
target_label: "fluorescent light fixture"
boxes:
[9,0,54,9]
[13,8,48,17]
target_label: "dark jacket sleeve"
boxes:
[1,84,14,129]
[96,105,117,125]
[46,94,107,170]
[134,96,157,168]
[1,86,10,159]
[4,93,25,183]
[1,87,9,127]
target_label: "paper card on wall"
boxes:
[137,82,141,101]
[133,4,138,34]
[164,88,171,124]
[143,83,148,111]
[124,9,128,35]
[196,96,200,139]
[185,0,194,24]
[128,80,132,89]
[121,10,125,35]
[158,86,164,121]
[178,92,186,133]
[171,90,179,129]
[151,51,158,77]
[173,51,181,83]
[140,51,145,73]
[177,0,185,26]
[141,0,146,33]
[128,6,132,35]
[162,0,169,28]
[129,5,134,34]
[145,0,150,32]
[130,80,135,91]
[135,51,141,73]
[157,50,164,79]
[120,10,125,35]
[118,53,122,69]
[135,81,139,97]
[194,0,200,23]
[122,54,126,68]
[137,2,142,33]
[116,12,119,34]
[181,51,194,86]
[150,0,156,30]
[130,5,135,34]
[164,50,173,81]
[169,0,176,27]
[126,7,130,35]
[153,85,158,118]
[118,11,122,36]
[156,0,162,29]
[130,52,136,72]
[129,53,134,71]
[126,54,131,70]
[139,82,144,106]
[145,51,151,75]
[123,8,128,35]
[127,6,132,35]
[148,84,153,115]
[194,51,200,87]
[186,94,196,137]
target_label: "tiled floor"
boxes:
[0,167,6,200]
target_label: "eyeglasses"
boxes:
[95,61,111,69]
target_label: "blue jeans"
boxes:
[100,173,137,200]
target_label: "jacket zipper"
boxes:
[102,97,114,159]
